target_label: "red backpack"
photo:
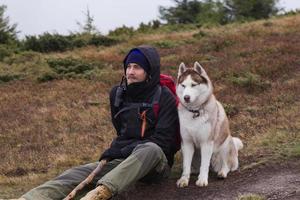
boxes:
[159,74,179,105]
[154,74,181,152]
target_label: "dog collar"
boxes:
[180,96,212,119]
[188,109,201,118]
[181,104,204,118]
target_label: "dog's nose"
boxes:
[184,95,190,103]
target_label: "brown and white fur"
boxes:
[176,62,243,187]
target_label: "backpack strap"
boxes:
[114,103,153,119]
[114,85,162,119]
[152,86,161,119]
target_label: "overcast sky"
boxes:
[2,0,300,38]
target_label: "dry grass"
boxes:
[0,80,113,174]
[0,14,300,198]
[237,194,265,200]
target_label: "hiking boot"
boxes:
[80,185,112,200]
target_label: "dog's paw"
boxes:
[218,167,229,178]
[217,170,228,178]
[176,176,189,188]
[195,177,208,187]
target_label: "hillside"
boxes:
[0,14,299,199]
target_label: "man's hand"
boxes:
[80,185,112,200]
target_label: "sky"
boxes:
[2,0,300,38]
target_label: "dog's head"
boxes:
[176,62,213,107]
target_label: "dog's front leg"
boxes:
[196,141,213,187]
[176,142,194,188]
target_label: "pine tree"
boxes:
[224,0,279,20]
[0,5,18,44]
[76,7,98,34]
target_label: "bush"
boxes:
[87,35,119,46]
[193,30,208,39]
[227,72,271,92]
[23,33,72,52]
[137,22,152,33]
[159,23,197,33]
[0,73,21,83]
[108,25,135,37]
[2,51,41,65]
[0,44,13,61]
[22,33,120,53]
[280,9,300,16]
[47,58,95,75]
[37,71,58,82]
[153,40,178,48]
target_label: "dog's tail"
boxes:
[232,137,243,150]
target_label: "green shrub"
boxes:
[153,40,178,49]
[227,72,271,92]
[3,51,41,65]
[71,36,88,48]
[22,33,120,53]
[0,45,13,61]
[23,33,73,52]
[193,30,208,39]
[108,26,135,37]
[0,73,21,83]
[88,35,119,46]
[280,9,300,16]
[262,21,273,27]
[37,71,58,82]
[47,58,95,75]
[159,23,197,33]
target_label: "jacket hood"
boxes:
[123,45,160,85]
[122,45,161,101]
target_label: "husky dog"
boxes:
[176,62,243,187]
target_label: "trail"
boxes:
[114,160,300,200]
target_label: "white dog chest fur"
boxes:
[178,106,212,146]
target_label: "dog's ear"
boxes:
[193,62,203,74]
[178,62,187,77]
[194,62,207,76]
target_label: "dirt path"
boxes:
[114,160,300,200]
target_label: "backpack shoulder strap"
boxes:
[152,86,162,118]
[114,102,153,119]
[114,85,162,119]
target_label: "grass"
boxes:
[237,194,265,200]
[0,14,300,198]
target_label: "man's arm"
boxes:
[109,86,121,134]
[99,86,123,161]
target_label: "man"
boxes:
[16,45,179,200]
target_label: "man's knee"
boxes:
[133,142,164,160]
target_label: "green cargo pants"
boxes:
[22,142,170,200]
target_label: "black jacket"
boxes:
[100,45,179,167]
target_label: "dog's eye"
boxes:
[191,84,198,87]
[181,84,186,88]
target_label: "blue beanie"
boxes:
[125,49,150,74]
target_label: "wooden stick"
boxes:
[63,159,107,200]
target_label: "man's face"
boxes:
[126,63,147,85]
